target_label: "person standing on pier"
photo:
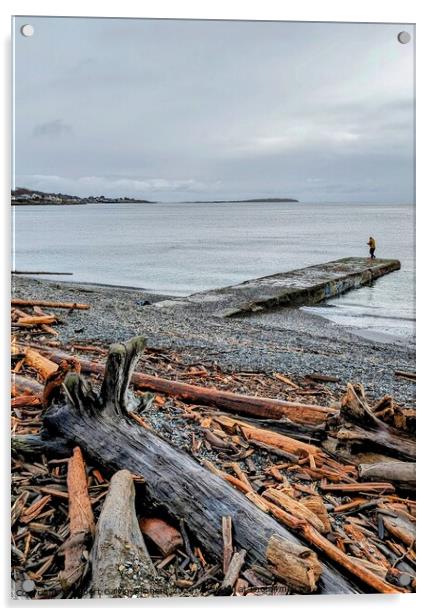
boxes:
[367,236,376,259]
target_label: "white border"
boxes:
[1,1,431,614]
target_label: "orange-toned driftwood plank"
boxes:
[59,447,95,590]
[24,348,58,380]
[17,315,57,326]
[214,415,321,458]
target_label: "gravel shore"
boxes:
[12,275,416,406]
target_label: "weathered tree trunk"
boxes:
[358,462,415,492]
[90,469,158,598]
[29,343,338,427]
[42,336,361,595]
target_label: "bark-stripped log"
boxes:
[90,469,158,598]
[358,462,415,492]
[262,488,326,533]
[42,336,360,595]
[214,415,321,458]
[17,315,57,326]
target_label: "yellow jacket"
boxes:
[368,238,376,249]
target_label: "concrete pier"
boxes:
[158,257,401,318]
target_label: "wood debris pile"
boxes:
[11,298,416,599]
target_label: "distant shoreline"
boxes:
[11,188,298,206]
[11,200,155,206]
[11,197,299,206]
[178,198,299,204]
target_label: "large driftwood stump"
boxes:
[340,384,415,461]
[43,336,361,595]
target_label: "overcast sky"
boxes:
[13,17,415,203]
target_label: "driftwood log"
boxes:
[358,462,416,492]
[42,336,362,595]
[90,469,159,598]
[28,343,338,427]
[12,298,90,310]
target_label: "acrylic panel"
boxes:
[11,16,415,600]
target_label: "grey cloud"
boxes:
[14,17,414,203]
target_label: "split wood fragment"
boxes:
[218,549,247,595]
[139,518,183,556]
[222,516,233,574]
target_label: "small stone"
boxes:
[22,579,35,593]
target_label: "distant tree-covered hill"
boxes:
[11,187,155,205]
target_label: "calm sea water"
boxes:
[12,202,415,341]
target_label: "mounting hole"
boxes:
[20,24,34,37]
[397,31,411,44]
